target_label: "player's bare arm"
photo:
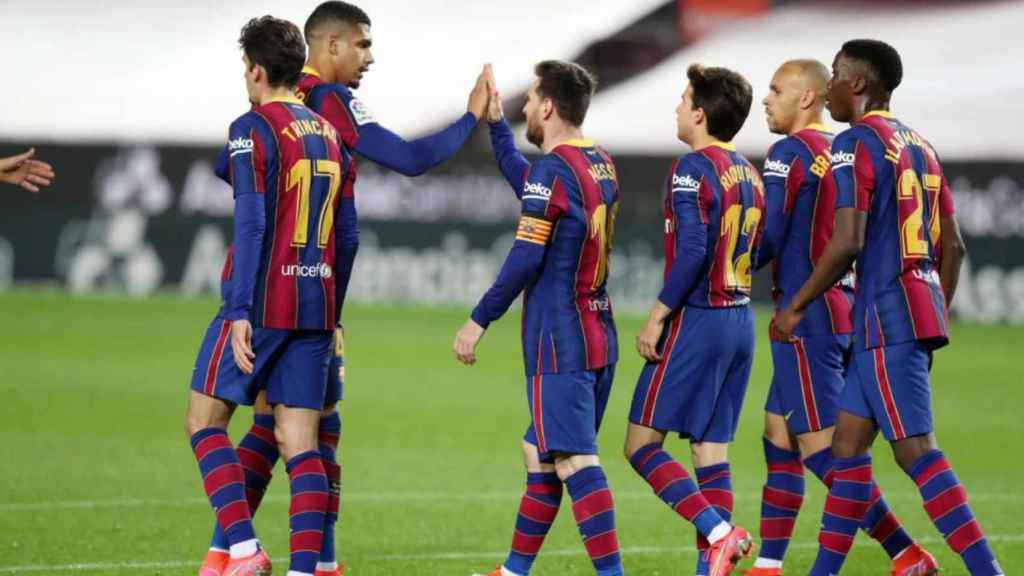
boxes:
[938,215,966,305]
[0,148,55,193]
[772,207,865,341]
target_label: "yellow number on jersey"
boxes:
[720,204,762,291]
[897,169,941,259]
[288,159,342,249]
[590,202,618,289]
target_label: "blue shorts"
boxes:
[765,334,851,435]
[524,365,615,461]
[840,341,933,441]
[629,306,754,443]
[190,316,333,411]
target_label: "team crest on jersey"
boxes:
[523,182,553,200]
[764,158,791,176]
[349,98,375,126]
[672,173,699,192]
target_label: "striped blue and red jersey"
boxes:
[832,111,955,351]
[472,140,619,375]
[758,125,854,336]
[657,143,766,311]
[223,96,352,331]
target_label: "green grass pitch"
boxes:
[0,290,1020,575]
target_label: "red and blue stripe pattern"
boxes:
[810,455,875,575]
[190,428,256,547]
[803,447,914,560]
[318,413,342,567]
[209,415,279,552]
[757,439,805,562]
[637,311,684,427]
[286,451,329,574]
[565,466,622,575]
[505,472,563,575]
[628,443,724,536]
[834,113,952,351]
[695,463,734,557]
[911,450,1000,575]
[237,414,279,511]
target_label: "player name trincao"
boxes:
[281,262,334,279]
[280,118,339,143]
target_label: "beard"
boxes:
[526,117,544,149]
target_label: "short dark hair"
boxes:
[686,64,752,142]
[534,60,597,127]
[238,16,306,88]
[305,1,371,41]
[840,39,903,93]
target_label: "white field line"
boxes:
[0,535,1022,573]
[2,490,1021,513]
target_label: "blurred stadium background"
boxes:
[0,1,1021,575]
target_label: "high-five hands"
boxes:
[0,148,54,193]
[467,64,494,121]
[485,65,503,123]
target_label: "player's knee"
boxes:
[184,406,225,437]
[763,414,794,451]
[891,433,938,472]
[831,430,866,459]
[690,441,728,467]
[274,422,315,457]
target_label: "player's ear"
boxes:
[850,74,867,96]
[541,97,554,121]
[799,88,815,110]
[693,105,705,126]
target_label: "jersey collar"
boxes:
[302,65,321,78]
[560,138,594,148]
[804,122,829,132]
[862,110,893,120]
[699,141,736,152]
[267,95,304,105]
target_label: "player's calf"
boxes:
[556,454,623,576]
[625,428,733,550]
[317,409,342,574]
[903,447,1003,575]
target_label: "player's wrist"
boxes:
[469,307,491,330]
